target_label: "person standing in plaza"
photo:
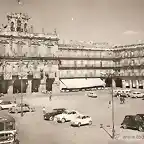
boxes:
[49,91,52,101]
[42,107,46,115]
[108,100,111,108]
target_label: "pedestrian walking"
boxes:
[108,100,111,108]
[42,107,46,115]
[49,91,52,101]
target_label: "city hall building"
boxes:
[0,12,144,94]
[0,13,60,94]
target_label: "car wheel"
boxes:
[0,107,2,110]
[89,121,92,125]
[78,122,81,127]
[122,124,127,129]
[49,116,54,121]
[138,126,143,132]
[61,118,66,123]
[53,117,57,122]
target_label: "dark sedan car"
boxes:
[121,114,144,132]
[44,108,66,121]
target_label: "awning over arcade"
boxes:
[60,78,106,89]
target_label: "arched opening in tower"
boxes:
[17,19,22,32]
[10,22,15,31]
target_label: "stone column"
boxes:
[52,65,60,95]
[7,80,13,94]
[122,80,126,89]
[129,80,132,89]
[136,80,139,89]
[26,80,32,93]
[112,79,116,88]
[39,76,46,93]
[52,80,60,95]
[142,80,144,89]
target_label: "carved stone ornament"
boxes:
[0,40,9,44]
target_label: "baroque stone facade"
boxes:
[0,13,59,94]
[0,13,144,94]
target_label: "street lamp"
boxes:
[100,71,116,139]
[19,59,24,117]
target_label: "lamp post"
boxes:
[19,59,23,117]
[100,71,116,139]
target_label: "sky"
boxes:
[0,0,144,45]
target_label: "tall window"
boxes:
[46,47,51,56]
[17,44,22,56]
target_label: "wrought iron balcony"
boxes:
[59,64,115,69]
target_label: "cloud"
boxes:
[123,30,139,35]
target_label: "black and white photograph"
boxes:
[0,0,144,144]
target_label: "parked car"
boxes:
[87,91,97,98]
[0,101,17,110]
[44,108,66,120]
[71,115,92,127]
[121,114,144,132]
[130,92,144,98]
[8,103,35,113]
[55,110,80,123]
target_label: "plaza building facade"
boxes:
[0,13,60,94]
[0,13,144,94]
[58,41,122,88]
[59,41,144,89]
[114,44,144,89]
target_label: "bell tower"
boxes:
[7,13,30,33]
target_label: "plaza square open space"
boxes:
[2,90,144,144]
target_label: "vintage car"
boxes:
[71,115,92,127]
[121,114,144,132]
[55,110,80,123]
[87,91,97,98]
[130,92,144,98]
[44,108,66,121]
[0,113,19,144]
[0,101,17,110]
[8,103,35,113]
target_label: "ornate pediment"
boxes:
[0,40,9,44]
[16,41,25,45]
[31,41,40,46]
[45,41,54,46]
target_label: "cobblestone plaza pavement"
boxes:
[2,90,144,144]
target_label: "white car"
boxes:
[55,110,80,123]
[0,101,17,110]
[71,115,92,127]
[87,91,97,98]
[131,92,144,98]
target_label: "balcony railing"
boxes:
[58,53,115,59]
[0,31,58,40]
[59,64,115,68]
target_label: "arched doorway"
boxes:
[46,78,55,91]
[105,77,112,87]
[13,79,27,93]
[115,78,122,88]
[32,79,40,92]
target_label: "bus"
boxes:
[0,113,18,144]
